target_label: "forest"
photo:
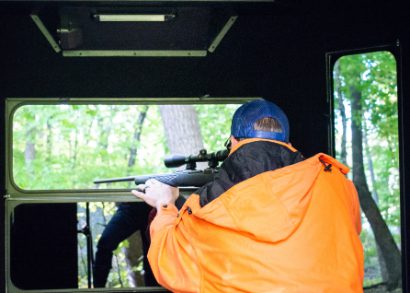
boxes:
[10,51,401,291]
[334,51,400,291]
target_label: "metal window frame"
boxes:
[5,96,257,199]
[4,96,258,293]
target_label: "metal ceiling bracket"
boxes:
[30,12,238,57]
[62,50,207,57]
[208,15,238,53]
[30,14,62,53]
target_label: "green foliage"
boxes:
[334,51,400,284]
[195,104,240,151]
[12,104,239,190]
[13,102,238,288]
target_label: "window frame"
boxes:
[4,96,257,293]
[5,97,255,199]
[325,43,405,289]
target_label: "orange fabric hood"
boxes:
[148,143,363,292]
[189,153,351,243]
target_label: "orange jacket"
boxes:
[148,139,364,292]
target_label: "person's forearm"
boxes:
[148,204,199,293]
[150,204,178,235]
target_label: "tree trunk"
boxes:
[363,120,389,282]
[46,116,53,162]
[123,106,149,287]
[350,86,402,289]
[72,127,79,169]
[123,232,144,287]
[363,121,380,204]
[127,106,149,173]
[334,63,348,165]
[97,114,112,151]
[25,127,36,177]
[159,105,206,169]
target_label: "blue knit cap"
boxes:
[231,99,289,142]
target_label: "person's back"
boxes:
[133,99,364,292]
[148,140,363,292]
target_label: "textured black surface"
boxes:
[0,1,409,292]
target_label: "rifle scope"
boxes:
[164,149,228,168]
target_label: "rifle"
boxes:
[93,149,228,188]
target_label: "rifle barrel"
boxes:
[93,176,135,184]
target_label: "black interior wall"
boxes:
[10,203,78,289]
[398,25,410,292]
[0,2,330,156]
[1,1,409,292]
[0,1,401,155]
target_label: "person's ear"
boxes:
[230,136,240,147]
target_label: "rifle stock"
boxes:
[94,169,218,187]
[93,149,227,188]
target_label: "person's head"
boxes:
[229,98,289,148]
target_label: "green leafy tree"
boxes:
[12,103,239,288]
[334,52,401,289]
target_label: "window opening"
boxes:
[9,101,242,290]
[333,51,401,291]
[12,103,239,191]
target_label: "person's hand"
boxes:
[131,179,179,210]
